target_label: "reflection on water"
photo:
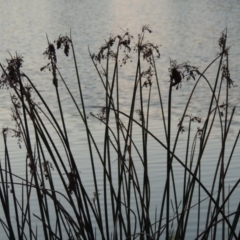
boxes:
[0,0,240,238]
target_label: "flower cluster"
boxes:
[41,43,58,87]
[41,35,72,87]
[55,35,72,57]
[134,25,161,66]
[221,64,235,88]
[67,171,78,194]
[90,107,107,123]
[141,66,154,88]
[0,54,24,90]
[169,60,200,90]
[41,161,54,180]
[91,30,133,66]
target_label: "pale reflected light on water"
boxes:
[0,0,240,238]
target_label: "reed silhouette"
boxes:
[0,26,239,240]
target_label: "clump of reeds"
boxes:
[0,26,239,240]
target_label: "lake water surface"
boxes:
[0,0,240,239]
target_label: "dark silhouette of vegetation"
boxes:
[0,26,239,239]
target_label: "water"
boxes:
[0,0,240,239]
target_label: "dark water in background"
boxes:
[0,0,240,238]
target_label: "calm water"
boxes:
[0,0,240,239]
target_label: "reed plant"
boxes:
[0,26,239,239]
